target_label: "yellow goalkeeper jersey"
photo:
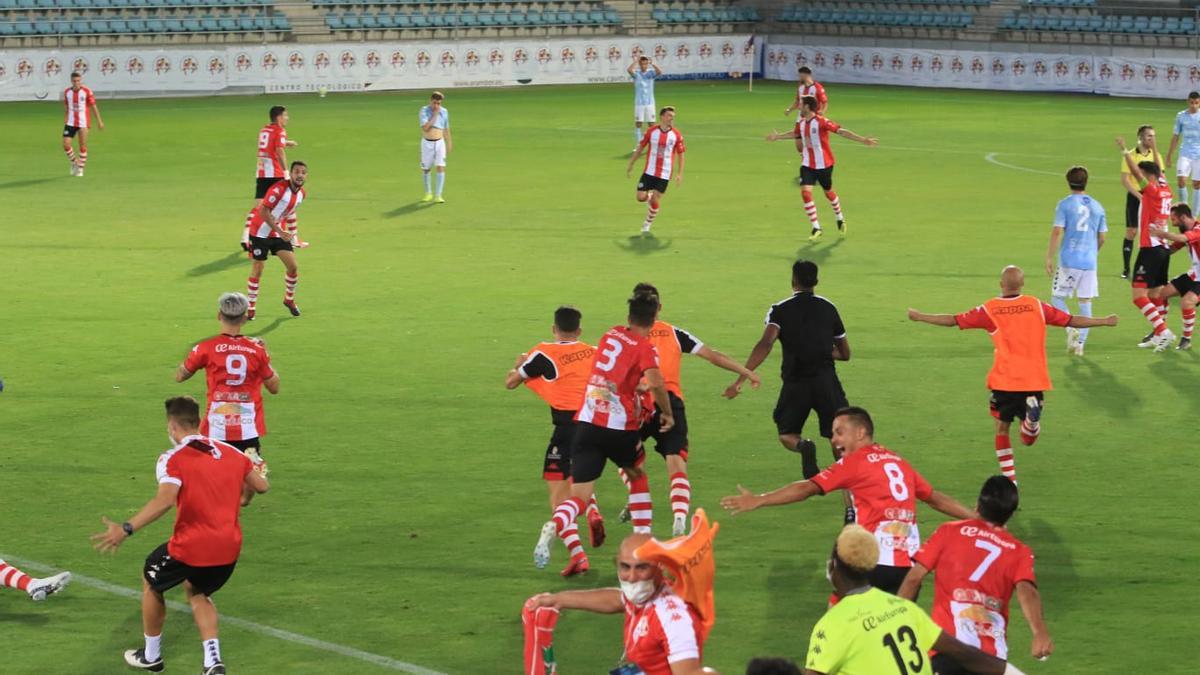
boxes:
[805,587,943,675]
[1120,146,1164,189]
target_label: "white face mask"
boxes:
[620,579,657,606]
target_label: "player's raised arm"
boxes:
[651,60,663,76]
[835,127,877,146]
[907,308,959,326]
[719,480,821,515]
[526,589,624,614]
[1117,136,1147,183]
[1015,580,1054,660]
[920,489,978,520]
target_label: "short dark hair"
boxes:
[1138,160,1162,178]
[554,305,581,333]
[792,260,818,288]
[797,66,812,75]
[70,71,81,79]
[977,475,1020,525]
[1171,202,1192,218]
[833,406,874,437]
[633,282,659,298]
[1066,165,1088,191]
[639,55,650,62]
[1137,124,1154,138]
[430,91,444,100]
[746,657,802,675]
[659,105,675,117]
[628,291,659,328]
[801,95,819,111]
[1189,91,1200,100]
[165,396,201,428]
[269,105,286,122]
[290,160,307,171]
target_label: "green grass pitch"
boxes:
[0,80,1197,674]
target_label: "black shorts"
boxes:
[800,165,834,190]
[639,392,689,459]
[248,235,294,261]
[1125,192,1140,230]
[1132,246,1170,289]
[1171,273,1200,298]
[62,125,81,138]
[931,653,970,675]
[989,390,1043,424]
[255,176,283,199]
[143,542,236,597]
[224,438,262,455]
[637,173,670,194]
[543,410,577,481]
[570,423,643,484]
[869,564,914,597]
[774,371,848,439]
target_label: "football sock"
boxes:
[435,172,445,197]
[1020,418,1041,446]
[551,497,584,536]
[1158,298,1169,325]
[825,190,843,220]
[994,435,1016,482]
[1180,185,1190,205]
[1134,297,1167,334]
[422,171,432,194]
[0,559,31,591]
[284,272,298,303]
[669,472,690,521]
[1183,307,1196,339]
[1077,301,1092,343]
[1122,238,1133,273]
[618,468,631,490]
[144,634,162,663]
[644,202,660,229]
[803,198,821,229]
[202,638,221,668]
[1051,296,1068,313]
[635,126,642,144]
[79,149,87,170]
[246,276,260,311]
[560,522,585,559]
[585,494,601,519]
[64,147,76,164]
[627,474,653,534]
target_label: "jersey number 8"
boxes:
[883,462,909,501]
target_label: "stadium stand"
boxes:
[772,1,985,38]
[998,0,1199,46]
[0,0,290,45]
[318,1,626,38]
[643,1,760,31]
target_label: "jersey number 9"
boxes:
[225,354,248,386]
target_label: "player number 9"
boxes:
[258,130,272,150]
[225,354,248,386]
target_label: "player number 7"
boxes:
[968,539,1002,582]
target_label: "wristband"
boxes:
[122,521,135,536]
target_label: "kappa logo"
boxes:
[254,248,263,256]
[991,304,1034,315]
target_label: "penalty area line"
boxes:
[1,553,447,675]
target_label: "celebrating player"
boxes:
[628,55,663,152]
[1164,91,1200,212]
[1118,125,1161,278]
[628,283,761,536]
[899,476,1054,671]
[242,105,301,251]
[1045,166,1106,356]
[908,266,1118,482]
[506,306,606,575]
[1118,137,1177,350]
[1149,203,1200,350]
[419,91,451,203]
[245,161,307,319]
[627,106,685,235]
[720,407,976,595]
[0,559,70,602]
[784,66,828,181]
[91,396,269,675]
[804,525,1025,675]
[534,291,672,572]
[176,292,279,505]
[766,96,877,241]
[62,71,103,177]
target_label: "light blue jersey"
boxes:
[631,68,657,106]
[1053,193,1107,270]
[1174,109,1200,159]
[419,105,449,130]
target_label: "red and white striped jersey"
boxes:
[1138,178,1173,248]
[795,80,828,120]
[622,588,704,675]
[575,325,660,431]
[1180,227,1200,279]
[256,123,288,178]
[249,180,306,239]
[183,334,276,441]
[63,86,96,128]
[796,115,842,169]
[640,126,686,180]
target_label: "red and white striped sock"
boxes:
[79,150,88,169]
[246,276,260,310]
[803,198,821,228]
[64,147,76,164]
[644,203,660,228]
[560,523,585,559]
[669,472,690,521]
[994,435,1016,483]
[627,475,652,534]
[551,497,585,536]
[1158,298,1169,322]
[618,468,631,490]
[1183,308,1195,339]
[1134,297,1167,335]
[825,190,843,220]
[585,494,601,519]
[1019,420,1041,446]
[284,272,298,303]
[0,559,32,592]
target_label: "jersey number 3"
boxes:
[595,337,624,372]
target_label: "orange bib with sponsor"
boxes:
[635,509,719,640]
[523,341,595,412]
[981,296,1051,392]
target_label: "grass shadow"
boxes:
[1147,357,1198,398]
[781,237,845,265]
[1010,517,1080,610]
[247,316,291,339]
[383,202,432,218]
[1062,357,1139,418]
[615,233,673,255]
[184,251,246,278]
[0,177,63,191]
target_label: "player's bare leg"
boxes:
[801,186,823,241]
[124,580,166,671]
[278,250,300,317]
[994,419,1016,484]
[185,582,225,674]
[247,259,265,321]
[665,453,690,536]
[241,201,262,251]
[76,128,89,176]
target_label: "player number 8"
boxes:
[883,462,908,501]
[225,354,248,386]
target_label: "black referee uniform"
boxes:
[766,291,849,442]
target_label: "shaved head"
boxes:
[619,533,654,560]
[616,533,663,587]
[1000,265,1024,294]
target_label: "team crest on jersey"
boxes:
[43,58,61,77]
[391,51,406,69]
[536,48,551,65]
[288,51,304,70]
[127,56,144,75]
[314,51,331,70]
[340,50,356,69]
[560,47,575,64]
[72,57,88,75]
[585,46,598,63]
[235,53,252,72]
[698,43,711,60]
[100,57,116,76]
[208,57,225,75]
[653,44,667,61]
[675,44,689,60]
[632,616,650,641]
[155,57,171,75]
[261,52,278,71]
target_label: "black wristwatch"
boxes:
[122,522,135,537]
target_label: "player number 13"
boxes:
[882,624,925,674]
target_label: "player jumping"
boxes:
[626,106,685,235]
[62,71,103,177]
[246,161,307,319]
[1045,166,1106,356]
[243,106,302,251]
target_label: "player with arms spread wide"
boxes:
[627,106,686,235]
[784,66,828,182]
[245,161,308,319]
[62,71,104,177]
[1119,136,1178,350]
[242,106,301,250]
[1045,165,1106,356]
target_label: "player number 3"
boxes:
[225,354,248,386]
[595,337,624,372]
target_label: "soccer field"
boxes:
[1,79,1197,674]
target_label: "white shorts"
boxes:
[1051,267,1099,299]
[421,138,446,170]
[634,104,656,123]
[1175,155,1200,181]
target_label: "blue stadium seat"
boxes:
[394,12,410,27]
[325,12,343,28]
[476,10,493,25]
[376,12,395,28]
[32,18,54,33]
[360,12,378,28]
[341,12,360,28]
[16,0,33,8]
[217,16,235,30]
[410,11,427,27]
[144,17,164,30]
[110,17,129,31]
[71,18,91,32]
[0,21,16,35]
[1181,17,1196,33]
[91,19,112,32]
[1132,16,1149,32]
[525,9,542,24]
[0,0,14,10]
[34,0,53,9]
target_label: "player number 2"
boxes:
[1073,204,1090,232]
[882,625,925,674]
[883,462,908,501]
[258,130,272,150]
[225,354,248,386]
[595,337,623,372]
[968,539,1002,582]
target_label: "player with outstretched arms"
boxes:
[62,71,103,177]
[784,66,827,181]
[1045,165,1106,356]
[629,55,663,152]
[1164,91,1200,212]
[1118,136,1177,350]
[419,91,452,203]
[241,106,301,250]
[626,106,685,235]
[1149,203,1200,350]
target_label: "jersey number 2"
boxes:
[595,337,624,372]
[225,354,248,386]
[882,625,925,674]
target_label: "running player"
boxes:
[909,266,1118,482]
[1045,166,1106,356]
[628,55,663,152]
[246,161,307,319]
[629,283,761,536]
[1118,125,1161,278]
[1118,136,1177,350]
[899,476,1054,672]
[242,106,301,251]
[785,66,828,182]
[720,407,976,595]
[419,91,451,203]
[766,96,877,241]
[534,291,673,572]
[1165,91,1200,212]
[627,106,685,235]
[506,306,606,575]
[62,71,103,177]
[1149,203,1200,350]
[0,559,70,602]
[176,292,279,506]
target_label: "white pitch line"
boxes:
[983,152,1066,176]
[2,554,446,675]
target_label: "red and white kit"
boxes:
[249,181,306,239]
[913,519,1037,659]
[575,326,660,431]
[622,588,704,675]
[640,127,686,180]
[63,86,95,127]
[796,115,841,169]
[1139,178,1173,248]
[257,123,288,179]
[796,81,828,118]
[156,434,255,566]
[810,444,932,566]
[183,334,276,441]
